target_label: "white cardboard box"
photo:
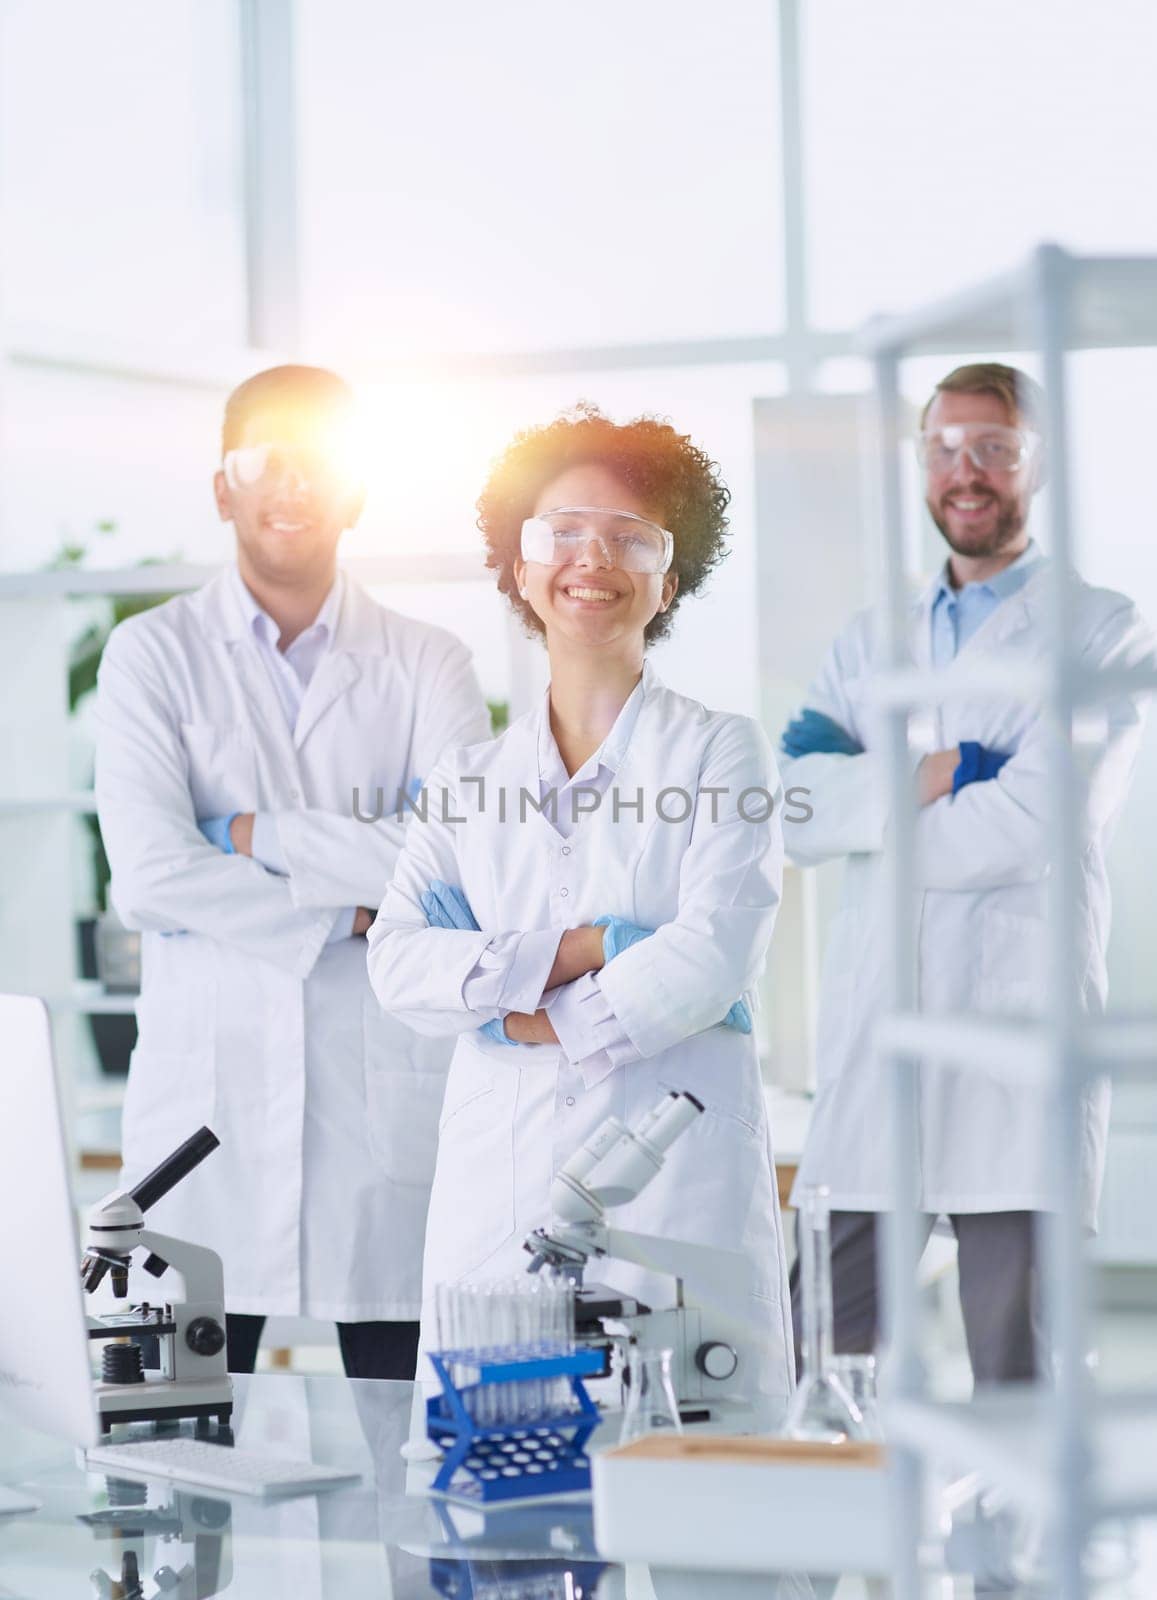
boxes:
[592,1434,893,1576]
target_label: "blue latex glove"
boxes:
[953,741,1011,794]
[724,997,753,1034]
[420,879,517,1048]
[594,915,751,1034]
[198,814,239,854]
[593,913,653,962]
[780,707,864,760]
[477,1018,517,1046]
[420,879,478,932]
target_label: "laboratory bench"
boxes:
[4,1374,1154,1600]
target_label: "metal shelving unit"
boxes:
[0,793,99,815]
[0,551,488,601]
[861,244,1157,1598]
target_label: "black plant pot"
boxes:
[76,918,136,1077]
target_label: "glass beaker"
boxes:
[619,1345,683,1445]
[831,1354,880,1438]
[782,1185,867,1443]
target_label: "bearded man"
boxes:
[778,363,1154,1386]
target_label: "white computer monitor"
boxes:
[0,995,99,1447]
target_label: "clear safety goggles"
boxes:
[916,423,1040,475]
[222,441,363,496]
[520,506,674,575]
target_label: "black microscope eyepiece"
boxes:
[129,1127,220,1215]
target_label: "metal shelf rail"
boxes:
[0,551,488,600]
[858,244,1157,1600]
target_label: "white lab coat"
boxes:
[785,562,1154,1227]
[366,662,795,1417]
[94,569,491,1318]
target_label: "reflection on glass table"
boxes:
[2,1373,1155,1599]
[80,1478,232,1599]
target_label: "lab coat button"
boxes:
[565,1096,576,1107]
[561,846,571,856]
[559,887,569,898]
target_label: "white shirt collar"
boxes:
[537,664,650,788]
[230,565,344,653]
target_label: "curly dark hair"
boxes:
[476,403,732,645]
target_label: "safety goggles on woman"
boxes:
[916,423,1040,475]
[520,506,674,575]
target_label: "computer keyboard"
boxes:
[84,1436,361,1498]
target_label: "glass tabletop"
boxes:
[0,1374,1147,1599]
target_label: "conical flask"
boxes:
[619,1344,683,1445]
[782,1185,867,1443]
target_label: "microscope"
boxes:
[81,1127,233,1434]
[81,1479,232,1600]
[524,1091,766,1427]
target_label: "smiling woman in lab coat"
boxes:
[367,407,795,1418]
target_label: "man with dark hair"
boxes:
[779,362,1154,1384]
[95,365,491,1378]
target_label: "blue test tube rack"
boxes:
[426,1348,605,1502]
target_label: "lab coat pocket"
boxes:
[976,908,1047,1017]
[425,1038,517,1278]
[655,1032,766,1143]
[437,1045,497,1133]
[120,1048,217,1187]
[124,979,217,1158]
[121,1039,215,1135]
[362,999,447,1188]
[814,907,862,1086]
[179,721,260,820]
[657,1069,765,1143]
[121,988,217,1178]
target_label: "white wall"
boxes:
[0,0,248,573]
[0,0,245,350]
[342,360,787,716]
[295,0,784,360]
[293,0,796,717]
[0,365,234,573]
[802,0,1157,328]
[753,394,876,1086]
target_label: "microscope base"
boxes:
[97,1376,234,1435]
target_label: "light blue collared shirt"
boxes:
[930,539,1042,667]
[231,566,344,731]
[228,567,353,939]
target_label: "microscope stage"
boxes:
[96,1375,233,1432]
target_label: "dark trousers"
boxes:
[225,1314,420,1381]
[789,1209,1044,1386]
